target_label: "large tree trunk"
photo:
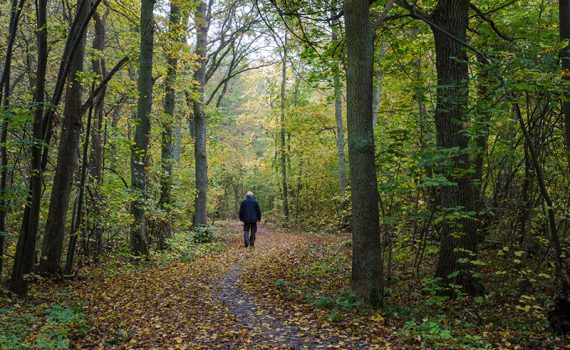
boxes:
[561,0,570,182]
[431,0,483,296]
[193,0,210,227]
[159,0,183,245]
[130,0,155,255]
[10,0,48,294]
[39,0,88,275]
[89,9,108,259]
[0,0,25,280]
[344,0,384,308]
[280,32,290,223]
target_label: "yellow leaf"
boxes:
[370,314,384,323]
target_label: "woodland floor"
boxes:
[70,226,398,349]
[3,226,570,349]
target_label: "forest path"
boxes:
[72,225,394,349]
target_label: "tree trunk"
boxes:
[513,102,570,297]
[65,82,94,274]
[372,43,387,129]
[431,0,483,295]
[473,56,492,239]
[39,0,88,275]
[331,22,346,198]
[193,0,210,227]
[280,32,290,223]
[89,9,108,259]
[561,0,570,182]
[173,121,182,163]
[0,0,25,280]
[344,0,384,308]
[159,0,183,244]
[130,0,155,255]
[10,0,48,294]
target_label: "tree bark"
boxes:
[10,0,48,294]
[192,0,210,227]
[39,0,88,275]
[280,32,290,223]
[89,9,108,259]
[130,0,155,255]
[430,0,483,295]
[65,82,94,274]
[473,56,492,238]
[159,0,184,244]
[0,0,26,280]
[344,0,384,308]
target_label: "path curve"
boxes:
[72,225,392,349]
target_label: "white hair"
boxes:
[246,191,254,197]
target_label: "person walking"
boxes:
[239,191,261,248]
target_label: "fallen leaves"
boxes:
[63,226,399,349]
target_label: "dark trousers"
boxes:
[243,223,257,247]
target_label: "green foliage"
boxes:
[191,224,220,244]
[400,317,492,350]
[151,229,225,264]
[0,303,87,350]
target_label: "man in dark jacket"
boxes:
[239,191,261,248]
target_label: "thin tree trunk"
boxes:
[344,0,384,308]
[130,0,155,255]
[173,121,182,163]
[431,0,483,296]
[472,56,492,240]
[39,0,88,275]
[90,9,108,259]
[561,0,570,182]
[10,0,48,294]
[331,22,346,198]
[0,0,26,280]
[513,102,570,297]
[65,82,95,274]
[40,0,103,171]
[372,43,387,129]
[280,32,289,223]
[159,0,184,245]
[193,0,210,227]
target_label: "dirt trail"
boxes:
[73,226,390,349]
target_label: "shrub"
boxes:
[191,225,219,243]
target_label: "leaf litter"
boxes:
[69,226,399,349]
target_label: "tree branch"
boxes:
[470,4,514,42]
[81,56,129,114]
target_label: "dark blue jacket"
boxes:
[239,196,261,223]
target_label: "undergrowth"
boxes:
[0,224,234,350]
[243,233,570,349]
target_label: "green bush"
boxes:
[399,317,492,350]
[191,225,219,243]
[0,303,87,350]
